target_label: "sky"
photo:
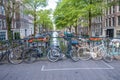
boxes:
[44,0,58,30]
[45,0,58,10]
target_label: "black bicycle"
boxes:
[22,39,44,63]
[0,40,23,64]
[8,40,25,64]
[47,36,79,62]
[0,40,10,63]
[47,43,64,62]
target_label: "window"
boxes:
[1,6,5,15]
[106,19,108,27]
[106,9,108,15]
[112,17,115,26]
[113,5,115,13]
[100,25,102,35]
[100,16,102,22]
[109,7,111,14]
[3,20,6,28]
[109,18,111,27]
[0,6,2,14]
[119,2,120,11]
[118,16,120,25]
[0,20,2,29]
[0,32,6,40]
[116,30,120,36]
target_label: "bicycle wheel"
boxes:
[0,45,3,61]
[47,49,60,62]
[23,49,37,63]
[0,52,3,62]
[78,47,91,60]
[70,47,80,62]
[92,49,103,60]
[8,47,23,64]
[114,48,120,60]
[103,48,113,62]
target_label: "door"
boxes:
[106,29,114,38]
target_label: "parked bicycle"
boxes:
[47,32,80,62]
[103,39,120,62]
[8,39,26,64]
[47,32,65,62]
[0,40,23,64]
[22,38,45,63]
[75,37,111,61]
[0,40,10,63]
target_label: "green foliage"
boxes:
[54,0,117,35]
[22,0,48,34]
[37,9,53,30]
[0,0,21,41]
[23,0,47,10]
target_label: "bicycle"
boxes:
[103,39,120,62]
[47,36,80,62]
[77,37,113,62]
[8,39,25,64]
[47,35,65,62]
[0,40,23,64]
[75,38,91,61]
[22,38,45,63]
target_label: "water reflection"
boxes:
[51,31,60,46]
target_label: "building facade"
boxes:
[78,0,120,38]
[0,3,7,40]
[0,1,34,40]
[102,0,120,38]
[18,4,34,39]
[78,19,89,37]
[91,16,102,37]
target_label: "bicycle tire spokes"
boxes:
[78,47,91,61]
[47,49,60,62]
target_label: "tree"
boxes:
[54,0,117,36]
[22,0,48,35]
[37,9,53,31]
[54,0,104,35]
[0,0,20,40]
[79,0,104,36]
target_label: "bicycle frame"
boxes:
[108,42,120,58]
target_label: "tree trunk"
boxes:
[75,26,77,35]
[6,17,12,41]
[88,11,92,37]
[34,12,37,35]
[75,19,78,35]
[69,26,71,32]
[88,0,92,37]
